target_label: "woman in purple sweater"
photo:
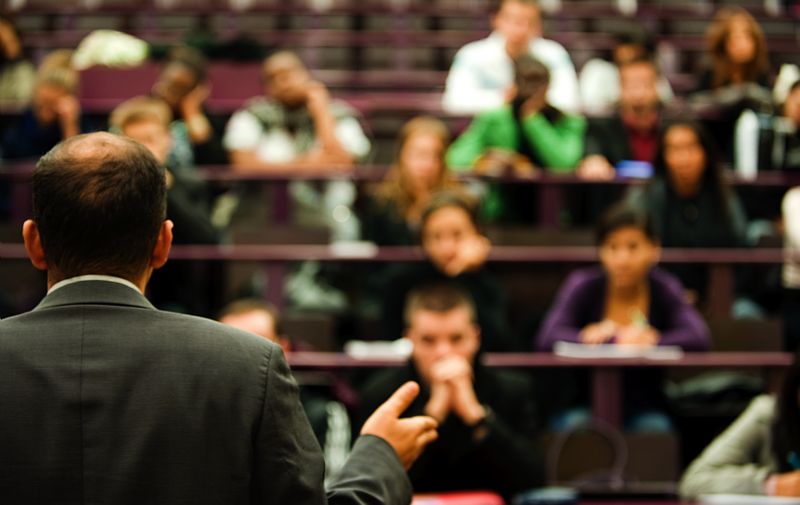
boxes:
[536,202,710,430]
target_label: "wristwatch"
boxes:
[469,405,495,441]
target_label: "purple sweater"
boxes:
[536,266,711,352]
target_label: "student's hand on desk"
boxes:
[361,381,439,470]
[577,155,616,181]
[616,325,659,347]
[580,320,617,345]
[769,471,800,496]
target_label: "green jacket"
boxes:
[446,106,586,221]
[446,105,586,171]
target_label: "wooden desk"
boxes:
[287,352,793,429]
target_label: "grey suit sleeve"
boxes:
[327,435,413,505]
[679,395,776,498]
[251,347,412,505]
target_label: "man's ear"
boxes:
[471,324,482,353]
[150,220,173,270]
[22,220,47,271]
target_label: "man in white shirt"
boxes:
[442,0,580,115]
[222,51,369,241]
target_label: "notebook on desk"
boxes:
[553,341,684,360]
[699,495,800,504]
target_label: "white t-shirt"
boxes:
[442,32,580,115]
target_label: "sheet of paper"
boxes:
[699,494,800,505]
[553,341,684,360]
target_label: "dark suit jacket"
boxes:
[584,115,631,167]
[0,279,410,505]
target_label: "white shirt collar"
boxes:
[48,275,142,295]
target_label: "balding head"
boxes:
[28,132,168,283]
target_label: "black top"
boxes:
[358,360,543,500]
[358,195,417,246]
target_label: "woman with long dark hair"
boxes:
[628,119,748,304]
[680,357,800,498]
[691,7,773,160]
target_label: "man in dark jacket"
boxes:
[0,131,438,504]
[359,283,543,500]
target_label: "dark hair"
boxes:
[419,190,480,235]
[652,119,732,214]
[595,202,659,246]
[166,45,208,84]
[772,356,800,472]
[612,24,656,59]
[514,54,550,102]
[32,133,167,282]
[404,282,477,327]
[217,298,285,338]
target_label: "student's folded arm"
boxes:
[522,114,587,172]
[446,114,492,171]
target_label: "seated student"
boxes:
[218,299,351,484]
[536,203,710,431]
[358,283,542,500]
[579,24,673,117]
[447,54,585,173]
[151,46,228,168]
[579,58,666,181]
[223,50,370,240]
[441,0,579,116]
[690,7,773,162]
[627,120,747,306]
[2,50,90,160]
[571,57,667,224]
[110,96,219,315]
[360,116,459,246]
[375,191,516,352]
[679,357,800,498]
[447,54,585,222]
